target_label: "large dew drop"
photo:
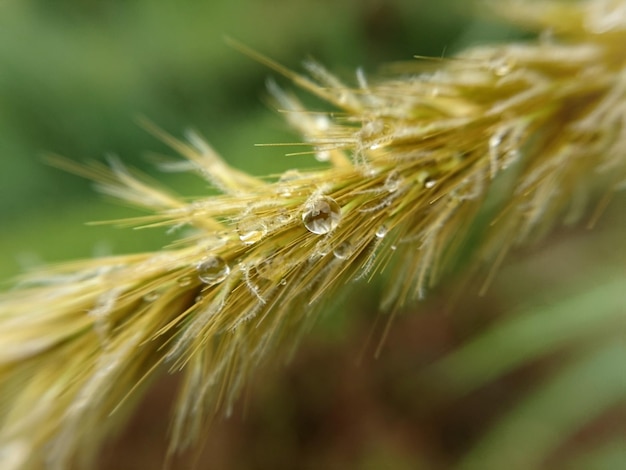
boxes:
[302,196,341,235]
[197,255,230,285]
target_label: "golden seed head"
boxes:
[1,1,626,467]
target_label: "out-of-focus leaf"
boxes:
[457,341,626,470]
[564,439,626,470]
[427,275,626,395]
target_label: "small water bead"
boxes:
[338,92,350,105]
[302,196,341,235]
[384,170,402,193]
[200,233,228,251]
[177,275,192,287]
[314,239,332,257]
[424,177,437,189]
[253,257,279,281]
[333,241,353,260]
[237,220,267,245]
[197,255,230,285]
[375,225,388,239]
[143,291,160,302]
[273,212,292,227]
[488,53,515,77]
[279,169,302,183]
[278,169,302,197]
[315,150,331,162]
[489,124,524,176]
[315,115,331,131]
[417,171,437,189]
[360,120,385,139]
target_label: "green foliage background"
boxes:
[0,0,517,279]
[0,1,624,469]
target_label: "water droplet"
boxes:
[197,256,230,285]
[201,233,228,251]
[177,275,192,287]
[360,120,384,139]
[356,67,368,89]
[384,171,402,193]
[273,212,292,226]
[417,171,437,189]
[278,170,302,197]
[302,196,341,235]
[143,291,159,302]
[333,241,353,260]
[424,177,437,189]
[314,239,331,257]
[315,150,331,162]
[279,169,301,182]
[375,225,388,239]
[489,124,524,177]
[253,258,276,281]
[315,115,330,131]
[237,220,267,245]
[490,56,514,77]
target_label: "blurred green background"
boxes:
[0,0,518,280]
[1,1,624,469]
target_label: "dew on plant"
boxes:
[489,124,523,176]
[273,212,292,227]
[360,120,384,139]
[252,258,274,281]
[384,170,402,193]
[237,220,267,245]
[314,115,330,130]
[424,176,437,189]
[177,276,192,287]
[302,196,341,235]
[333,241,353,260]
[279,169,302,182]
[197,256,230,285]
[143,291,160,302]
[315,150,331,162]
[314,239,331,257]
[89,289,121,320]
[278,169,303,197]
[375,225,388,239]
[490,57,514,76]
[417,171,437,189]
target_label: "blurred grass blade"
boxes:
[457,340,626,470]
[426,274,626,395]
[564,439,626,470]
